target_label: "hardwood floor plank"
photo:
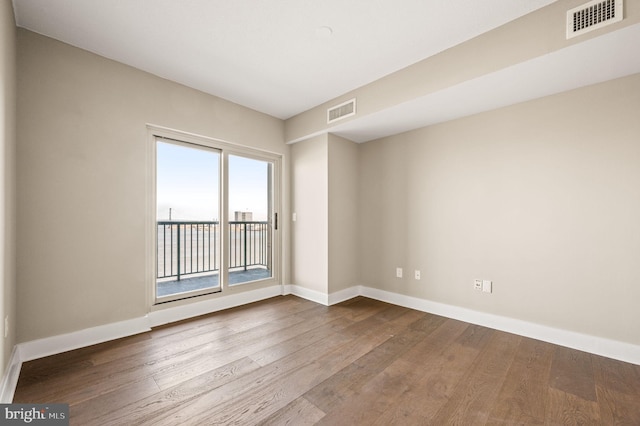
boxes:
[549,345,597,402]
[13,296,640,425]
[175,307,424,425]
[486,337,554,425]
[545,387,600,425]
[398,317,468,366]
[593,353,640,397]
[248,316,354,367]
[150,296,308,339]
[150,324,395,425]
[257,397,326,426]
[69,377,161,425]
[225,297,323,333]
[316,319,472,425]
[373,328,498,425]
[16,332,152,388]
[337,297,391,322]
[15,356,157,405]
[429,331,521,425]
[15,299,323,404]
[596,386,640,425]
[303,312,434,413]
[90,322,233,366]
[303,325,428,412]
[97,324,356,425]
[408,312,448,334]
[152,303,353,389]
[87,357,261,426]
[92,329,351,425]
[594,354,640,425]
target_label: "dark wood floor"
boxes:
[13,296,640,425]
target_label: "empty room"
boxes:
[1,0,639,424]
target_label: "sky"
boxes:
[156,141,270,221]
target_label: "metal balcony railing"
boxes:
[157,221,270,281]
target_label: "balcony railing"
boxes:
[157,221,271,281]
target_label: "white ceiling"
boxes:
[13,0,558,120]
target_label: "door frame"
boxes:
[146,125,282,307]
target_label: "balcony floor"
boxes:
[156,268,272,297]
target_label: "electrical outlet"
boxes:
[396,268,403,278]
[474,279,482,290]
[415,270,421,280]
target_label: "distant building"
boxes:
[234,211,253,221]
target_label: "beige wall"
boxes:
[359,73,640,345]
[16,30,286,342]
[0,0,17,372]
[291,134,328,294]
[328,134,359,293]
[285,0,640,143]
[290,133,360,296]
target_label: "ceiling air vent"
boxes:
[567,0,623,39]
[327,98,356,124]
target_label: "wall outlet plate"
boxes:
[474,279,482,290]
[396,268,403,278]
[482,280,492,293]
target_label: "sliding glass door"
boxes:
[156,140,221,300]
[228,154,274,285]
[153,134,279,303]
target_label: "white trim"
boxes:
[359,286,640,366]
[328,285,362,305]
[283,284,329,305]
[146,124,284,157]
[225,284,640,365]
[1,286,285,400]
[16,285,284,364]
[17,317,152,363]
[2,284,637,404]
[149,285,283,327]
[0,346,22,403]
[146,124,284,305]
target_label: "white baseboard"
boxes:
[360,286,640,366]
[3,285,285,401]
[328,285,362,305]
[2,283,638,403]
[278,284,640,364]
[283,284,329,305]
[0,346,22,403]
[18,316,152,363]
[17,285,283,364]
[283,284,361,306]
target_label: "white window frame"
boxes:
[146,125,282,306]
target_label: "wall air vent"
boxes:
[327,98,356,124]
[567,0,623,39]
